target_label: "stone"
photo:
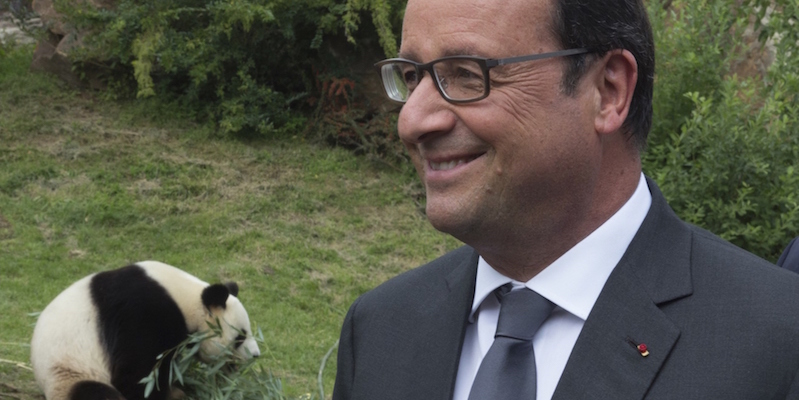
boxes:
[28,0,109,89]
[31,0,66,35]
[30,30,83,87]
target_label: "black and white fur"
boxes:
[30,261,260,400]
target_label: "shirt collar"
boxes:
[470,173,652,322]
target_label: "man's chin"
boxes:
[425,206,475,241]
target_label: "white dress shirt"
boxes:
[453,173,652,400]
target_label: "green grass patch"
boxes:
[0,44,461,399]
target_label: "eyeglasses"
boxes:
[375,48,589,104]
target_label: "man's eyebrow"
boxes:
[441,46,481,58]
[397,50,419,61]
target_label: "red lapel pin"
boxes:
[636,343,649,357]
[627,337,650,357]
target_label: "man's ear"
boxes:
[593,49,638,135]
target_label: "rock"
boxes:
[0,11,39,45]
[30,30,83,87]
[29,0,111,89]
[32,0,115,35]
[31,0,66,35]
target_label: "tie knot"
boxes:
[495,287,554,341]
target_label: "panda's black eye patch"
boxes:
[235,333,246,348]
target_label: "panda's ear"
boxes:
[202,284,230,310]
[225,282,239,297]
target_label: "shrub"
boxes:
[57,0,405,138]
[645,0,799,261]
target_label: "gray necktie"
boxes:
[468,286,555,400]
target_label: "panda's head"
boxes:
[198,282,260,360]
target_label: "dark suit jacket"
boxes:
[779,237,799,274]
[333,179,799,399]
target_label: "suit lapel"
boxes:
[553,178,693,399]
[417,247,479,400]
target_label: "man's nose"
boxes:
[397,73,457,145]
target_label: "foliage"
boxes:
[754,0,799,83]
[647,0,746,144]
[645,0,799,261]
[305,67,410,177]
[140,320,306,400]
[343,0,404,57]
[53,0,404,138]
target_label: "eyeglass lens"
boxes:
[380,63,414,102]
[380,59,487,102]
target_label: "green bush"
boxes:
[57,0,405,137]
[645,0,799,261]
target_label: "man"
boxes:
[333,0,799,398]
[779,237,799,274]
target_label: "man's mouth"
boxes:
[428,155,481,171]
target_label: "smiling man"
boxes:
[332,0,799,399]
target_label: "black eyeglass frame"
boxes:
[375,48,590,104]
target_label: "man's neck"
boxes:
[474,169,643,282]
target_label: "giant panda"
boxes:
[30,261,261,400]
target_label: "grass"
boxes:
[0,43,461,399]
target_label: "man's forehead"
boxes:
[400,0,554,61]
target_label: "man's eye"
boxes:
[403,70,419,85]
